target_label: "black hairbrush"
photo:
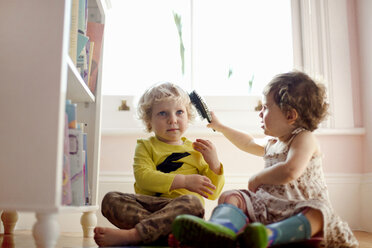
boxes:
[189,91,212,123]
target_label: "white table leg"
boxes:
[32,212,59,248]
[80,211,97,238]
[1,211,18,234]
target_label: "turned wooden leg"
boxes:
[1,234,15,248]
[32,212,59,248]
[1,211,18,234]
[80,211,97,238]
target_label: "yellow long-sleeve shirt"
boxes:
[133,136,225,204]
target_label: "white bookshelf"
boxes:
[67,56,95,103]
[0,0,106,246]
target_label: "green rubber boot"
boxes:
[237,222,269,248]
[172,204,247,248]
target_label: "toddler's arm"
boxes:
[248,130,319,192]
[192,138,221,175]
[207,112,264,156]
[191,138,225,200]
[171,174,216,198]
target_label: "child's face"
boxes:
[259,93,294,140]
[150,99,189,145]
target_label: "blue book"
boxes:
[78,0,87,35]
[77,33,89,58]
[65,100,77,129]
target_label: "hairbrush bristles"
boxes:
[189,91,212,123]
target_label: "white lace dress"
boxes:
[238,128,358,247]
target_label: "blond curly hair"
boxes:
[137,82,196,132]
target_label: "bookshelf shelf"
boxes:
[60,205,99,213]
[67,56,95,103]
[0,0,105,247]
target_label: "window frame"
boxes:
[101,0,358,134]
[294,0,355,129]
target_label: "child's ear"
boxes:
[286,108,298,125]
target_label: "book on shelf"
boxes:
[69,0,79,64]
[62,113,72,205]
[77,122,90,205]
[86,22,104,94]
[69,0,104,95]
[69,127,87,206]
[70,0,89,74]
[77,33,89,57]
[83,39,92,84]
[76,33,90,84]
[78,0,88,35]
[66,100,77,129]
[87,41,95,85]
[83,132,91,204]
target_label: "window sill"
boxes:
[101,127,366,136]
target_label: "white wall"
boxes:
[96,172,365,230]
[356,0,372,232]
[357,1,372,173]
[11,172,368,233]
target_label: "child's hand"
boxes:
[185,174,216,198]
[207,111,223,132]
[193,139,221,174]
[248,174,261,193]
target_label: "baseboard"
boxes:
[360,173,372,232]
[97,172,366,230]
[12,172,372,233]
[98,171,365,184]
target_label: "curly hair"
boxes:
[137,82,196,132]
[263,71,329,131]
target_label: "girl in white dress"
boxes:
[172,71,358,248]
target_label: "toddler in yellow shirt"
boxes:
[94,82,225,246]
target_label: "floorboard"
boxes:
[0,230,371,247]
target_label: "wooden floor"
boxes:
[0,230,371,247]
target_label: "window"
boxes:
[101,0,296,132]
[192,0,293,96]
[102,0,191,96]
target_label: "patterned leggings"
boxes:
[101,192,205,244]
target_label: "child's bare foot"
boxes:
[94,226,141,247]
